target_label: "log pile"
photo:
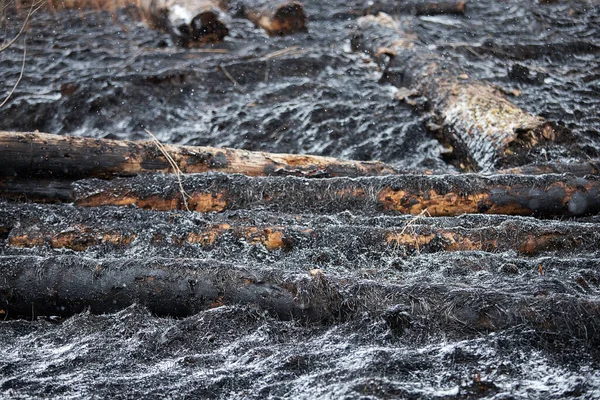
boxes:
[34,0,308,45]
[1,130,599,344]
[2,0,600,350]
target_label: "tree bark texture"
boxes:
[1,255,599,344]
[45,0,230,46]
[3,202,599,256]
[2,173,598,217]
[351,13,577,172]
[365,0,466,16]
[231,0,308,36]
[0,131,399,179]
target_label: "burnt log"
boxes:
[72,173,600,217]
[3,202,599,256]
[452,40,600,61]
[0,255,339,321]
[228,0,308,36]
[45,0,229,46]
[351,13,577,171]
[498,161,600,176]
[0,131,399,179]
[365,0,467,16]
[1,255,599,345]
[2,173,598,217]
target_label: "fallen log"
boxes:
[0,131,399,179]
[0,255,325,320]
[2,255,599,345]
[2,173,598,217]
[3,203,599,256]
[449,40,600,61]
[383,284,600,344]
[498,160,600,176]
[351,13,578,171]
[228,0,308,36]
[43,0,229,46]
[365,0,467,16]
[74,173,600,217]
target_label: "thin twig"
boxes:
[397,208,430,236]
[218,64,245,92]
[191,48,229,54]
[1,0,15,14]
[263,46,302,59]
[145,129,192,211]
[0,36,25,108]
[120,47,144,68]
[389,208,430,255]
[264,59,269,83]
[0,0,42,52]
[463,45,484,59]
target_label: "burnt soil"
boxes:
[1,0,600,398]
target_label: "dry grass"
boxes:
[1,0,43,109]
[145,129,192,211]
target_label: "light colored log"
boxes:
[0,131,399,179]
[352,13,576,171]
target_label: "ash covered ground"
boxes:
[1,0,600,398]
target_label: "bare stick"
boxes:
[218,64,245,91]
[144,129,191,211]
[0,36,25,108]
[0,0,41,52]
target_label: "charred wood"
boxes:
[1,255,599,345]
[227,0,308,36]
[2,173,598,217]
[4,203,599,256]
[365,0,467,16]
[452,40,600,61]
[351,13,577,171]
[44,0,229,46]
[498,160,600,176]
[0,255,331,321]
[0,131,399,179]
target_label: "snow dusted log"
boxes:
[383,284,600,344]
[0,131,398,179]
[4,202,599,256]
[230,0,308,36]
[351,13,576,171]
[365,0,466,16]
[44,0,229,46]
[3,173,594,217]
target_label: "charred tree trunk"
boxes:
[1,255,599,345]
[3,202,599,256]
[498,161,600,176]
[0,255,338,321]
[0,131,398,179]
[351,13,577,171]
[2,173,598,217]
[45,0,229,46]
[451,40,600,61]
[365,0,467,16]
[228,0,308,36]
